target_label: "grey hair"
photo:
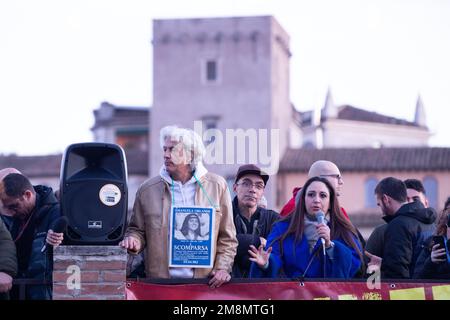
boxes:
[160,125,206,168]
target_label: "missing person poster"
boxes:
[169,206,215,268]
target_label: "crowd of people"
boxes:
[0,124,449,300]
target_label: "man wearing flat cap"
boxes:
[232,164,279,278]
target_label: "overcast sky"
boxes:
[0,0,449,155]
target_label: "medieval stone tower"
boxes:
[151,16,292,206]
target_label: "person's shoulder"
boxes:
[202,172,227,187]
[138,176,165,192]
[260,208,279,219]
[386,216,413,235]
[272,219,289,232]
[372,223,388,234]
[392,213,419,225]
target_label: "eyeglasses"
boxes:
[236,180,265,191]
[320,174,343,182]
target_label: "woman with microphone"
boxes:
[249,176,364,279]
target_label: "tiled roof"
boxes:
[297,105,421,128]
[0,154,62,177]
[0,151,148,177]
[280,147,450,172]
[337,105,419,127]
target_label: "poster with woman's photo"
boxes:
[169,206,215,268]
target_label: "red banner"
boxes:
[126,280,450,300]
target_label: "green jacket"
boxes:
[0,217,17,277]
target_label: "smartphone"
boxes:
[433,235,446,249]
[433,235,449,262]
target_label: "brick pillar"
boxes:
[53,246,127,300]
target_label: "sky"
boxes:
[0,0,449,155]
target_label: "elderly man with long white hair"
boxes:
[120,125,237,288]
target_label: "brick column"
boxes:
[53,246,127,300]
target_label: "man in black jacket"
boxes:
[366,178,432,263]
[0,173,64,299]
[374,177,436,279]
[231,164,279,278]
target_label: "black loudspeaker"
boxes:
[60,143,128,245]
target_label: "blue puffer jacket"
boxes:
[249,220,362,279]
[3,185,61,300]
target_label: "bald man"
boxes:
[308,160,344,197]
[0,168,21,180]
[280,160,345,216]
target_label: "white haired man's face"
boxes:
[163,138,192,175]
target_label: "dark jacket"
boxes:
[2,185,61,300]
[0,218,17,300]
[365,223,388,258]
[413,236,450,280]
[0,218,17,277]
[232,197,279,277]
[381,201,436,279]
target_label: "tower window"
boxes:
[206,60,217,81]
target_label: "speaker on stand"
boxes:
[60,143,128,245]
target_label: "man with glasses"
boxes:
[231,164,279,278]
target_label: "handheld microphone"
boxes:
[41,216,68,253]
[316,211,326,255]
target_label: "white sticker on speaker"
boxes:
[99,184,121,206]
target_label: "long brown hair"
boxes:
[435,210,449,237]
[275,176,363,262]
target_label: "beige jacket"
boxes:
[126,172,237,279]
